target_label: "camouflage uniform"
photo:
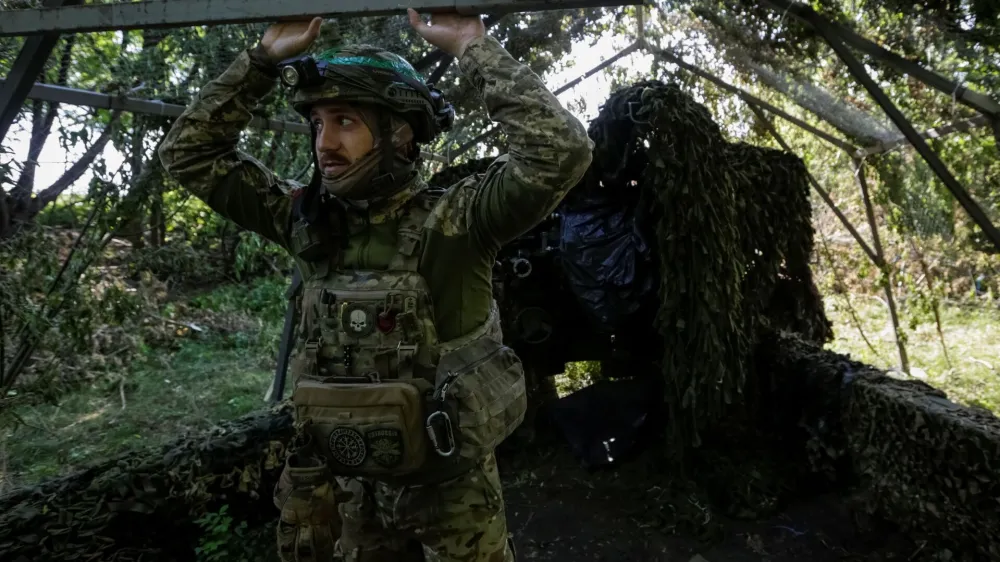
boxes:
[159,33,593,562]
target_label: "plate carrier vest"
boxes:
[285,186,527,480]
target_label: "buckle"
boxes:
[425,411,456,457]
[396,342,417,365]
[304,338,321,356]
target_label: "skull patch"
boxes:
[342,303,375,337]
[350,309,367,332]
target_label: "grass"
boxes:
[2,335,278,487]
[1,277,288,490]
[823,292,1000,413]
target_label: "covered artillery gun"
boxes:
[2,80,1000,562]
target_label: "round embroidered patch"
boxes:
[329,427,367,467]
[342,303,375,338]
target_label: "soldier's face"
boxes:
[311,102,375,177]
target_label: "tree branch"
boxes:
[10,101,47,202]
[0,190,10,239]
[265,130,284,168]
[34,109,122,211]
[11,36,77,202]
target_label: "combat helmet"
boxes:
[278,44,454,143]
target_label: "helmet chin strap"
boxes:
[365,112,400,196]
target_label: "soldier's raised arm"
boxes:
[409,10,594,253]
[157,19,323,249]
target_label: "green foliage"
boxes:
[188,275,288,325]
[3,328,278,486]
[127,241,227,286]
[233,230,294,281]
[194,504,252,562]
[556,361,601,396]
[825,295,1000,414]
[34,196,95,229]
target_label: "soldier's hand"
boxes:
[407,9,485,59]
[260,17,323,64]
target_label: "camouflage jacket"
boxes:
[158,35,594,341]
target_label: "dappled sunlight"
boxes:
[64,405,110,429]
[825,296,1000,413]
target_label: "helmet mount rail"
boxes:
[280,51,455,143]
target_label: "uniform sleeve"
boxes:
[458,35,594,253]
[157,48,298,250]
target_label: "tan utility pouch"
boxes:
[427,337,527,461]
[292,379,431,476]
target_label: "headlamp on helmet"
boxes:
[277,56,321,88]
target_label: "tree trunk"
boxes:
[10,36,76,203]
[0,110,123,240]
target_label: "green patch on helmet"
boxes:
[287,44,452,143]
[314,50,425,83]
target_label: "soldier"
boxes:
[159,9,593,562]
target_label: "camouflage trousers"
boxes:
[334,452,514,562]
[276,450,514,562]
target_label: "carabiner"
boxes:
[425,410,457,457]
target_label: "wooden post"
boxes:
[853,157,910,374]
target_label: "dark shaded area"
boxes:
[543,376,663,469]
[0,406,295,562]
[500,444,915,562]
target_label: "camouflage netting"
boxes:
[0,405,293,562]
[583,79,830,448]
[756,329,1000,561]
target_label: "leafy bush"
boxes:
[194,505,252,562]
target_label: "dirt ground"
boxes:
[497,443,920,562]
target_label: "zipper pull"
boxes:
[433,371,458,402]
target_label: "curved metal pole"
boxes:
[853,156,910,375]
[760,0,1000,120]
[646,45,858,155]
[0,0,642,36]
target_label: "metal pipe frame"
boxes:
[858,115,990,157]
[646,44,859,154]
[760,0,1000,120]
[853,156,910,375]
[1,79,451,164]
[0,0,643,36]
[0,0,79,145]
[747,104,879,265]
[817,29,1000,253]
[555,41,640,95]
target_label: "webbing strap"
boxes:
[387,191,434,272]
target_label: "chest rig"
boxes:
[286,188,527,480]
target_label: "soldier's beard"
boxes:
[319,110,417,203]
